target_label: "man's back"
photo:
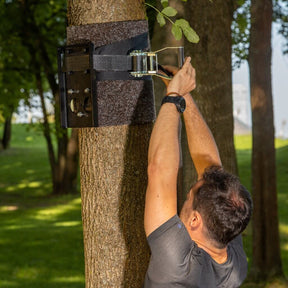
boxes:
[144,215,247,288]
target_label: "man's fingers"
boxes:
[162,65,179,75]
[182,57,191,70]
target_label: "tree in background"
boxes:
[249,0,283,280]
[148,0,238,212]
[0,7,32,150]
[0,0,78,194]
[183,1,237,175]
[233,0,287,281]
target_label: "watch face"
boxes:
[161,96,186,113]
[178,97,186,113]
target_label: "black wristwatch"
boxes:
[161,96,186,113]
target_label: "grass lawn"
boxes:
[0,124,288,287]
[235,135,288,287]
[0,124,85,288]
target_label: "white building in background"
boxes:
[278,119,288,139]
[232,84,251,135]
[13,96,54,124]
[233,84,250,125]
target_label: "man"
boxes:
[144,57,252,288]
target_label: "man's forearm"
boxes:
[148,104,180,179]
[183,93,221,178]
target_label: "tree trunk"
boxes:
[61,128,79,194]
[36,71,56,180]
[67,1,153,287]
[1,108,13,150]
[183,0,237,175]
[249,0,283,280]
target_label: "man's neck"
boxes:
[193,239,228,264]
[183,222,228,264]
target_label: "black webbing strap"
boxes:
[94,32,149,80]
[64,32,150,81]
[92,55,132,72]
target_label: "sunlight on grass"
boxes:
[279,224,288,236]
[5,224,36,230]
[34,198,81,221]
[54,221,81,227]
[282,243,288,251]
[25,136,34,142]
[26,169,36,174]
[235,135,288,150]
[234,135,252,150]
[51,276,85,283]
[2,161,22,170]
[0,205,19,212]
[17,181,42,189]
[275,139,288,149]
[14,266,40,279]
[0,280,17,287]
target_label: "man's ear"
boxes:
[189,211,202,230]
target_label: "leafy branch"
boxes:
[145,0,199,43]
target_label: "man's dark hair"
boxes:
[192,166,253,249]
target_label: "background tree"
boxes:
[166,0,238,209]
[148,0,238,211]
[0,0,78,194]
[249,0,283,280]
[0,4,32,150]
[233,0,287,281]
[67,0,154,287]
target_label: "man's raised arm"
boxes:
[144,58,196,237]
[182,93,222,179]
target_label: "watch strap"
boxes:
[161,96,186,113]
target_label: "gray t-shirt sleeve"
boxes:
[145,215,203,287]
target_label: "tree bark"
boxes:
[67,1,153,287]
[183,0,237,175]
[249,0,283,280]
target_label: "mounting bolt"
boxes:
[68,89,80,95]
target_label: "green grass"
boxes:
[235,135,288,287]
[0,125,288,287]
[0,124,85,288]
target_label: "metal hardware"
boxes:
[130,47,185,79]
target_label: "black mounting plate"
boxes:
[57,42,97,128]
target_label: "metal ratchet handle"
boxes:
[177,47,184,68]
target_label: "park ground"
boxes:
[0,124,288,287]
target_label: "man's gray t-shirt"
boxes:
[144,215,247,288]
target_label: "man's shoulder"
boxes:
[146,215,205,282]
[147,214,194,253]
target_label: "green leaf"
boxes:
[171,24,182,40]
[157,13,166,27]
[175,19,200,43]
[161,0,169,8]
[161,7,177,17]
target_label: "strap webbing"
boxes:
[64,32,149,80]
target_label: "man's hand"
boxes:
[159,57,196,96]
